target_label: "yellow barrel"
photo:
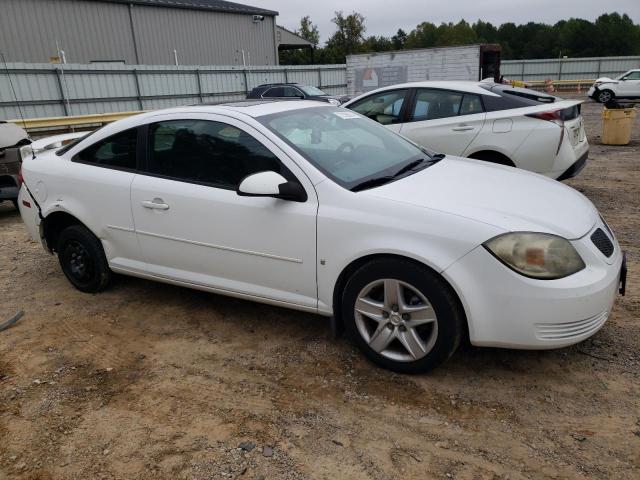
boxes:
[601,108,637,145]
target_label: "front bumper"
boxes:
[443,220,622,349]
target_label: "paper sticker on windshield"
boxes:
[334,111,360,119]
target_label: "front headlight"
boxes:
[484,232,585,279]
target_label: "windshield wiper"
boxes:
[350,155,445,192]
[350,176,395,192]
[392,158,425,178]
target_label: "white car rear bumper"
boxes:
[444,222,623,349]
[18,185,44,247]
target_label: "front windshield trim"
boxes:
[257,106,436,191]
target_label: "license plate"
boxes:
[572,128,580,145]
[619,252,627,296]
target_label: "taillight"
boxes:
[17,167,24,186]
[526,110,565,155]
[525,110,564,126]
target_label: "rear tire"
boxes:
[597,89,614,103]
[341,258,464,373]
[57,224,111,293]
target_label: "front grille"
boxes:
[591,228,614,257]
[535,310,608,341]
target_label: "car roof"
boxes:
[130,99,329,123]
[255,83,303,88]
[351,81,501,98]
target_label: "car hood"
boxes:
[367,157,598,240]
[594,77,618,85]
[0,122,30,150]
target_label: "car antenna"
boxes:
[1,52,34,159]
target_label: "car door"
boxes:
[617,71,640,97]
[67,127,142,268]
[398,89,486,156]
[130,114,318,309]
[347,89,410,134]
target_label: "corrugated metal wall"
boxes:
[0,0,138,64]
[129,4,277,66]
[501,56,640,81]
[0,63,347,120]
[0,0,277,66]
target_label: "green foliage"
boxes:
[279,12,640,65]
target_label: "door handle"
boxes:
[452,125,474,131]
[141,199,170,210]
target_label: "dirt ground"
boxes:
[1,99,639,480]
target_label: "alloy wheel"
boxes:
[598,91,612,103]
[354,279,438,362]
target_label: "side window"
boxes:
[73,128,137,170]
[460,94,484,115]
[283,86,302,98]
[263,87,284,98]
[146,120,284,190]
[411,90,464,121]
[623,71,640,80]
[348,89,408,125]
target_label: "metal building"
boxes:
[0,0,305,66]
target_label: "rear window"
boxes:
[480,84,558,112]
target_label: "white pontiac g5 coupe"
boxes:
[18,101,626,373]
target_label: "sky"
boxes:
[260,0,640,42]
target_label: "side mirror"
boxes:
[237,171,307,202]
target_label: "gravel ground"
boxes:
[1,99,639,480]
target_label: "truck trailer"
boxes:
[346,44,501,96]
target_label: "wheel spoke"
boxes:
[383,280,401,310]
[369,324,395,353]
[397,329,427,359]
[355,297,385,322]
[405,306,437,328]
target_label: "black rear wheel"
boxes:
[57,224,111,293]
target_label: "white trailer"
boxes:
[346,44,501,96]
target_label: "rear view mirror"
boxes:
[237,171,307,202]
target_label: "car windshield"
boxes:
[299,85,327,96]
[258,106,435,190]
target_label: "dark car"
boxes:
[246,83,349,105]
[0,121,31,209]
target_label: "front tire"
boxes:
[341,258,464,373]
[597,89,614,103]
[57,224,111,293]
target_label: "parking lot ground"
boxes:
[1,100,639,480]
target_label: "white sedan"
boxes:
[18,101,625,373]
[343,81,589,180]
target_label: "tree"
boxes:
[392,29,408,50]
[325,11,367,61]
[279,11,640,65]
[280,16,320,65]
[297,16,320,47]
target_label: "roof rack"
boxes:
[256,82,300,88]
